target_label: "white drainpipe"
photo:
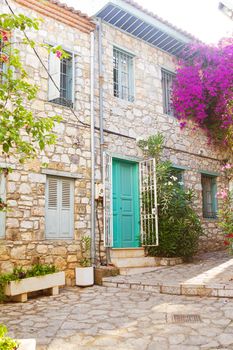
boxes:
[90,31,95,264]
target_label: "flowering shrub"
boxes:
[138,134,203,259]
[172,38,233,149]
[217,164,233,254]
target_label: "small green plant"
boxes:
[79,236,92,267]
[0,264,58,302]
[0,324,19,350]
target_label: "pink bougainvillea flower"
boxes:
[172,38,233,147]
[224,163,232,169]
[56,50,62,59]
[217,190,228,199]
[225,233,233,238]
[179,121,187,130]
[224,240,230,246]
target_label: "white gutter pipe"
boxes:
[90,31,96,264]
[98,19,104,181]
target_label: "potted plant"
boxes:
[0,264,65,303]
[75,236,94,287]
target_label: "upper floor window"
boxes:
[48,50,74,108]
[161,68,175,116]
[113,47,134,102]
[201,174,217,219]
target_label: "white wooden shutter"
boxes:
[46,177,74,239]
[0,172,6,238]
[46,177,59,238]
[60,178,74,238]
[139,158,159,246]
[48,51,61,101]
[103,152,113,247]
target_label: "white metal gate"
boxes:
[139,158,158,246]
[103,152,113,247]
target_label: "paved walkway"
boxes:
[103,251,233,298]
[1,286,233,350]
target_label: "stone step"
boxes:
[110,248,145,259]
[119,267,159,275]
[111,256,159,268]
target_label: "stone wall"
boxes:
[0,0,93,279]
[93,22,228,253]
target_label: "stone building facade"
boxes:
[0,0,95,284]
[0,0,230,282]
[93,0,229,261]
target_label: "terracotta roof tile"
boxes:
[15,0,95,33]
[48,0,92,21]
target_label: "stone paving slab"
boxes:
[103,251,233,298]
[1,286,233,349]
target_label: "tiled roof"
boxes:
[48,0,92,21]
[15,0,95,33]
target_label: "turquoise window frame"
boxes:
[201,174,218,219]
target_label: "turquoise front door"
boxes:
[112,158,140,248]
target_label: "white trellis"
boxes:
[139,158,158,246]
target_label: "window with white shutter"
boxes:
[48,50,74,108]
[45,176,74,239]
[0,171,6,238]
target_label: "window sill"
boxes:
[47,100,74,111]
[202,217,218,221]
[45,238,75,241]
[113,95,135,105]
[42,168,83,179]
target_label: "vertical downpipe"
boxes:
[98,20,111,263]
[98,19,104,181]
[90,31,96,264]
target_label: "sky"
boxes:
[63,0,233,43]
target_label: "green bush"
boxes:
[0,324,19,350]
[138,134,203,259]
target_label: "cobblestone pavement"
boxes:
[1,285,233,350]
[103,251,233,298]
[104,251,232,286]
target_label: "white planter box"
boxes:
[75,266,94,287]
[18,339,36,350]
[5,271,65,302]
